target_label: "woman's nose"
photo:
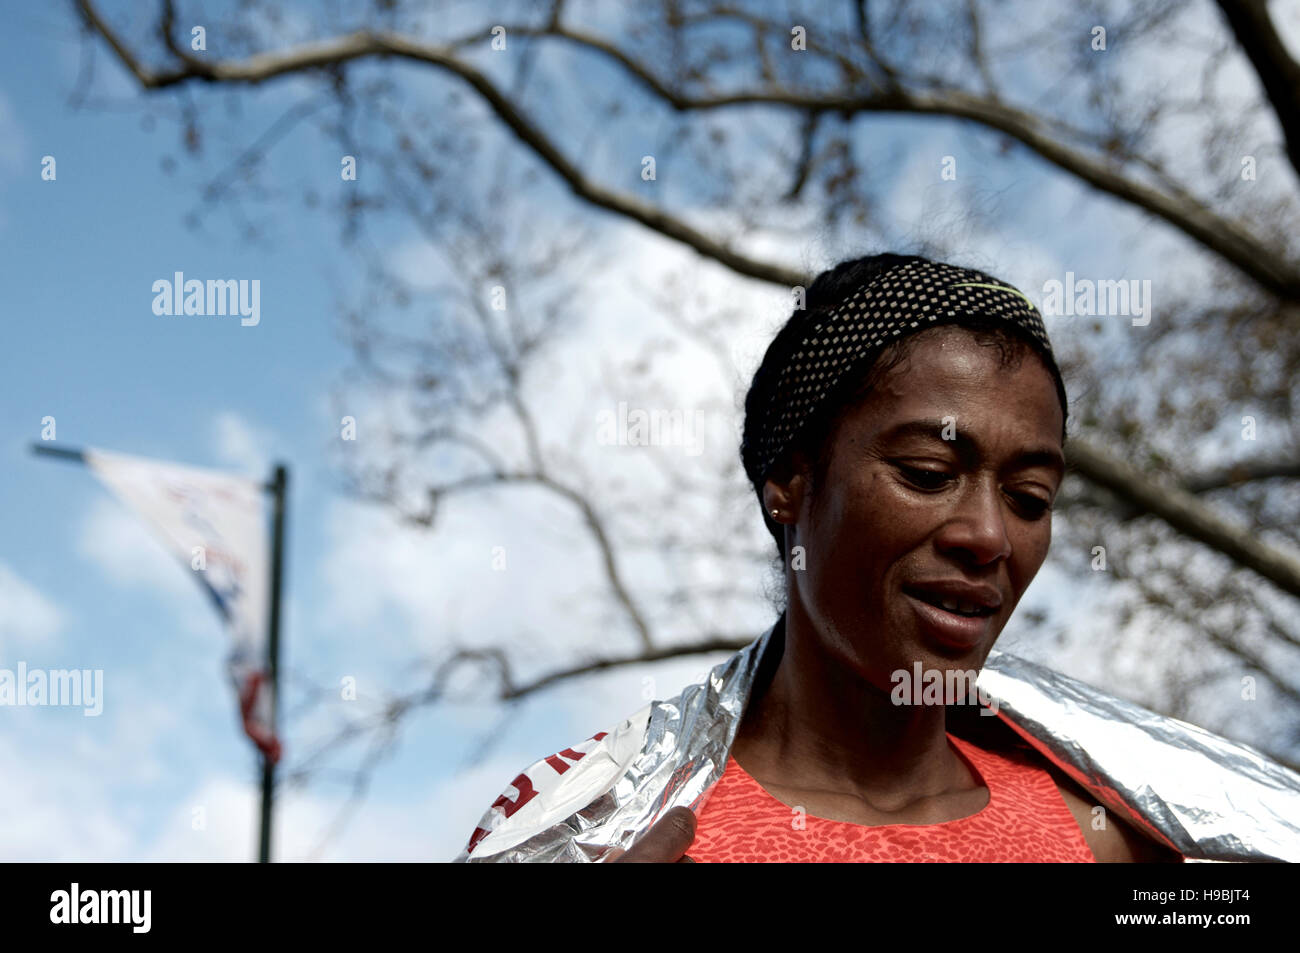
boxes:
[937,478,1013,565]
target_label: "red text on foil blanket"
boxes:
[464,730,612,855]
[466,772,539,854]
[545,731,609,774]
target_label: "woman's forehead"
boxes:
[848,335,1065,446]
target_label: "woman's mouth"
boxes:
[902,587,996,650]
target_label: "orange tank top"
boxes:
[688,732,1097,862]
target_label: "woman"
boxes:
[455,253,1300,863]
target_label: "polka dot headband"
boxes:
[744,257,1065,490]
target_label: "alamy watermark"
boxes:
[596,402,703,455]
[1041,272,1151,326]
[50,883,150,933]
[0,663,103,716]
[890,662,999,715]
[151,271,260,326]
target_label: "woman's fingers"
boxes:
[608,807,698,863]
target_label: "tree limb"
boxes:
[81,0,1300,601]
[1183,455,1300,494]
[75,2,1300,300]
[1065,439,1300,598]
[75,2,806,285]
[500,635,751,699]
[1215,0,1300,180]
[1063,452,1300,516]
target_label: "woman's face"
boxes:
[773,326,1066,687]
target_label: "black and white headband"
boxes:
[744,257,1063,490]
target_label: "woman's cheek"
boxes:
[1014,522,1053,578]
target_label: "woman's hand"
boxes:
[605,807,698,863]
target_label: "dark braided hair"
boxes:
[741,252,1069,560]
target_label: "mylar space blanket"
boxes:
[454,619,1300,862]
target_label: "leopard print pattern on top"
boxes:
[687,732,1097,863]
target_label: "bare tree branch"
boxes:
[964,0,999,99]
[1183,455,1300,494]
[1108,560,1300,773]
[75,2,1300,300]
[1064,453,1300,516]
[75,2,805,284]
[500,635,749,699]
[71,5,1300,596]
[1065,439,1300,598]
[69,0,1300,837]
[1214,0,1300,180]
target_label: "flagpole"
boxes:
[30,443,86,464]
[259,463,287,863]
[32,442,289,863]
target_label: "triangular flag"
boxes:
[84,448,281,762]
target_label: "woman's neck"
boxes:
[731,608,974,810]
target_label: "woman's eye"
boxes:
[899,466,951,490]
[1012,493,1052,518]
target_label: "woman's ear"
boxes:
[762,455,811,524]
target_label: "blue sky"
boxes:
[0,1,754,861]
[2,2,1296,860]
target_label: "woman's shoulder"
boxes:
[948,710,1182,862]
[1039,755,1183,863]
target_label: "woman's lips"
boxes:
[904,591,992,650]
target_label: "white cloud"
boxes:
[140,774,280,862]
[212,411,274,475]
[315,491,604,666]
[0,562,65,654]
[138,768,488,862]
[387,237,444,290]
[0,732,135,861]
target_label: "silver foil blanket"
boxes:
[454,622,1300,862]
